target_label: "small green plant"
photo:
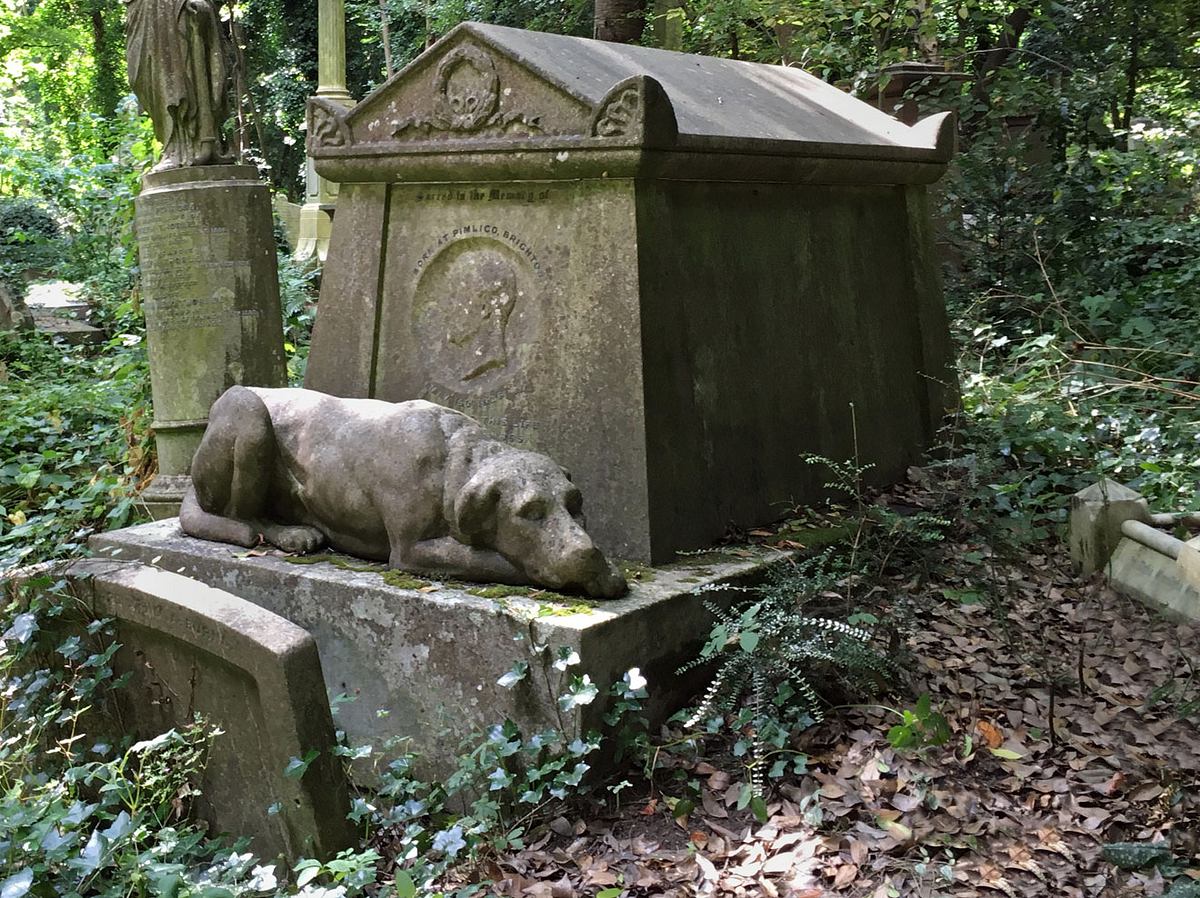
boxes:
[883,693,953,751]
[1102,842,1200,897]
[680,549,893,797]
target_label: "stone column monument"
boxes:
[127,0,286,517]
[292,0,354,263]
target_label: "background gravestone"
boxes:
[304,23,959,565]
[67,559,354,861]
[134,165,286,517]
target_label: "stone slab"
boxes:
[1109,537,1200,623]
[65,559,354,861]
[91,520,796,773]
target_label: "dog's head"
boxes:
[453,451,628,599]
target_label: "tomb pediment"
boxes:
[308,22,954,180]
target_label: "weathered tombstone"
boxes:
[0,281,33,331]
[66,559,355,861]
[23,280,105,344]
[1069,478,1151,576]
[134,166,287,519]
[126,10,287,518]
[303,23,958,564]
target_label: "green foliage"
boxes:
[278,256,320,384]
[0,575,271,898]
[680,551,891,795]
[0,333,152,574]
[884,693,952,751]
[305,659,648,895]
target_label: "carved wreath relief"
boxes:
[392,46,552,140]
[412,239,540,392]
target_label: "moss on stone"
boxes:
[282,553,385,573]
[466,584,534,599]
[381,570,433,590]
[618,561,657,583]
[535,601,596,617]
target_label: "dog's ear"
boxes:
[454,472,501,543]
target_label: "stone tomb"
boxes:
[304,23,958,565]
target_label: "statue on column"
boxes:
[125,0,235,170]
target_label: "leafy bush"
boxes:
[680,551,891,798]
[0,333,151,574]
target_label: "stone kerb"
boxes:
[67,559,354,862]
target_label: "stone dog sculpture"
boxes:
[179,387,628,598]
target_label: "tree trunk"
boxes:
[379,0,393,79]
[89,0,122,123]
[1117,2,1141,150]
[594,0,646,43]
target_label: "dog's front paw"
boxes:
[267,524,326,554]
[585,560,629,599]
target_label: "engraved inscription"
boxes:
[138,199,255,332]
[592,86,640,137]
[411,234,543,394]
[391,46,557,140]
[424,388,539,450]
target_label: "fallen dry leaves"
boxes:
[436,479,1200,897]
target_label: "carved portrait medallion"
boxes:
[412,237,541,394]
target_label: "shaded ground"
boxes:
[451,484,1200,897]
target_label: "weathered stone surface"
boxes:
[93,519,795,774]
[180,386,627,597]
[1109,536,1200,623]
[66,559,354,860]
[138,472,192,520]
[1069,479,1151,576]
[304,24,959,564]
[307,22,955,181]
[134,164,286,478]
[0,281,33,331]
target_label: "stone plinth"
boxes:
[134,165,286,484]
[303,23,959,565]
[92,520,795,773]
[65,559,354,861]
[1069,479,1151,576]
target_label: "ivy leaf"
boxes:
[553,647,581,671]
[0,869,33,898]
[739,631,760,653]
[558,675,598,713]
[497,661,529,688]
[750,795,769,823]
[284,748,320,779]
[394,872,417,898]
[2,612,37,645]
